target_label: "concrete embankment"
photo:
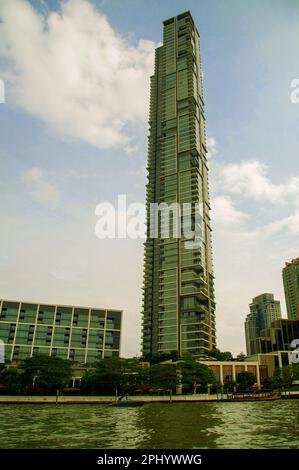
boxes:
[0,392,298,404]
[0,394,230,404]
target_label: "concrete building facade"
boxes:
[0,299,122,364]
[246,351,293,378]
[198,360,264,387]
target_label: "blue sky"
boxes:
[0,0,299,356]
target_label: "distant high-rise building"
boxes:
[0,298,122,364]
[142,12,216,358]
[253,318,299,355]
[283,258,299,320]
[245,293,281,356]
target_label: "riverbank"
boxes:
[0,394,225,404]
[0,391,298,404]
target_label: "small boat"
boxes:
[232,391,281,401]
[109,400,144,407]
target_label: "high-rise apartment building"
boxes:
[0,298,122,364]
[142,12,216,358]
[245,293,281,356]
[253,318,299,355]
[283,258,299,320]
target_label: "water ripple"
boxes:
[0,401,298,449]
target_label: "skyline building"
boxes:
[250,318,299,358]
[0,298,122,364]
[283,257,299,320]
[142,11,216,358]
[245,293,281,356]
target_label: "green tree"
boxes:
[80,358,149,395]
[142,350,180,365]
[179,360,215,392]
[21,355,72,394]
[292,364,299,381]
[210,380,223,393]
[236,352,246,362]
[149,363,177,391]
[92,358,123,395]
[223,380,237,392]
[207,348,221,360]
[207,348,233,361]
[281,366,293,387]
[273,365,293,388]
[0,367,25,395]
[236,371,256,391]
[119,358,149,392]
[262,376,276,390]
[272,368,283,387]
[79,370,98,394]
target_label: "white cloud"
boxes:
[211,196,248,226]
[206,136,218,159]
[208,143,299,354]
[211,157,299,237]
[22,167,61,208]
[263,209,299,236]
[0,0,156,149]
[214,160,299,205]
[22,167,43,183]
[124,144,139,156]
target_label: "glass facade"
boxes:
[0,299,122,364]
[254,319,299,354]
[283,258,299,320]
[245,293,281,356]
[142,12,216,358]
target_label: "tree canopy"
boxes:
[179,360,215,391]
[149,363,177,391]
[21,355,72,393]
[236,371,256,390]
[0,354,72,394]
[236,352,246,362]
[0,367,24,394]
[80,358,149,395]
[141,350,180,365]
[207,348,234,361]
[80,357,216,395]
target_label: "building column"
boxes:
[232,365,236,382]
[256,366,261,387]
[219,365,224,385]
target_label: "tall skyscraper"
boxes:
[283,258,299,320]
[245,293,281,356]
[142,12,215,358]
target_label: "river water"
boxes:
[0,401,298,449]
